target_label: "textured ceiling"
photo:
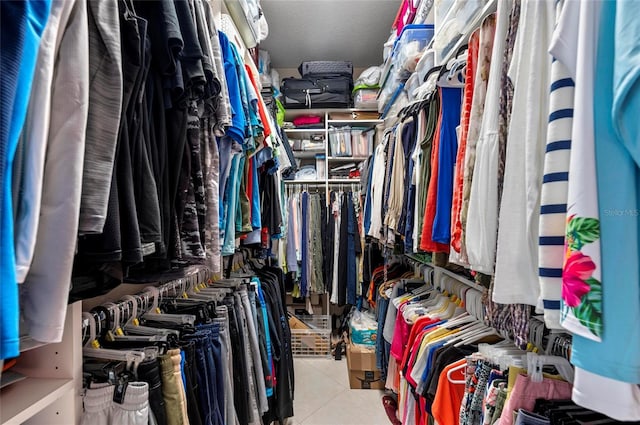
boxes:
[260,0,400,70]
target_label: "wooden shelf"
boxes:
[284,179,325,184]
[0,378,74,424]
[326,119,383,124]
[327,156,368,162]
[292,151,324,159]
[284,128,325,133]
[327,178,360,184]
[19,336,49,353]
[284,107,377,118]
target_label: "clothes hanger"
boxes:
[446,362,467,384]
[455,325,500,347]
[83,346,147,378]
[526,352,574,383]
[82,308,151,377]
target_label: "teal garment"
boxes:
[222,153,241,255]
[572,0,640,384]
[253,277,273,397]
[228,42,251,148]
[250,156,261,230]
[235,155,244,232]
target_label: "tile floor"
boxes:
[288,357,391,425]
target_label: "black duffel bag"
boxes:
[281,76,352,109]
[298,61,353,78]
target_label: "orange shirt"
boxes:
[432,359,467,425]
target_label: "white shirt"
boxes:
[557,0,603,342]
[367,138,388,240]
[538,0,578,329]
[572,367,640,421]
[14,0,76,284]
[465,3,510,274]
[493,0,555,306]
[411,111,426,253]
[21,0,89,343]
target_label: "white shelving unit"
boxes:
[283,108,382,193]
[1,302,83,425]
[283,108,382,319]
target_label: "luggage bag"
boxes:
[298,61,353,78]
[281,76,352,109]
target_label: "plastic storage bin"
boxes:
[329,127,352,157]
[392,24,435,78]
[350,128,370,157]
[353,87,379,109]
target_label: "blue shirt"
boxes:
[1,0,51,360]
[432,87,462,244]
[364,155,374,235]
[571,0,640,383]
[218,31,246,144]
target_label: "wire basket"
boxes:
[290,315,332,358]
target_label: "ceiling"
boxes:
[259,0,401,71]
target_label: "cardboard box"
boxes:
[346,343,385,390]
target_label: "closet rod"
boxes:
[404,254,486,293]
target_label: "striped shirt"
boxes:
[538,2,574,329]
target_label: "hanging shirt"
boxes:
[420,97,448,253]
[363,155,375,235]
[493,0,555,306]
[77,0,123,235]
[557,0,602,341]
[0,0,52,359]
[21,0,89,345]
[300,191,310,297]
[460,15,496,265]
[285,195,298,273]
[414,96,440,253]
[432,86,463,245]
[403,117,419,252]
[450,30,479,256]
[218,31,246,144]
[202,116,222,273]
[465,9,506,274]
[367,139,388,239]
[15,0,92,283]
[202,2,231,136]
[386,121,406,232]
[330,193,341,304]
[538,0,576,330]
[571,2,640,420]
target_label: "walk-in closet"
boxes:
[2,0,640,424]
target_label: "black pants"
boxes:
[137,358,167,425]
[179,341,204,425]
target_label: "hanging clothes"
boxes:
[493,0,556,306]
[0,0,52,359]
[450,30,479,258]
[459,15,496,265]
